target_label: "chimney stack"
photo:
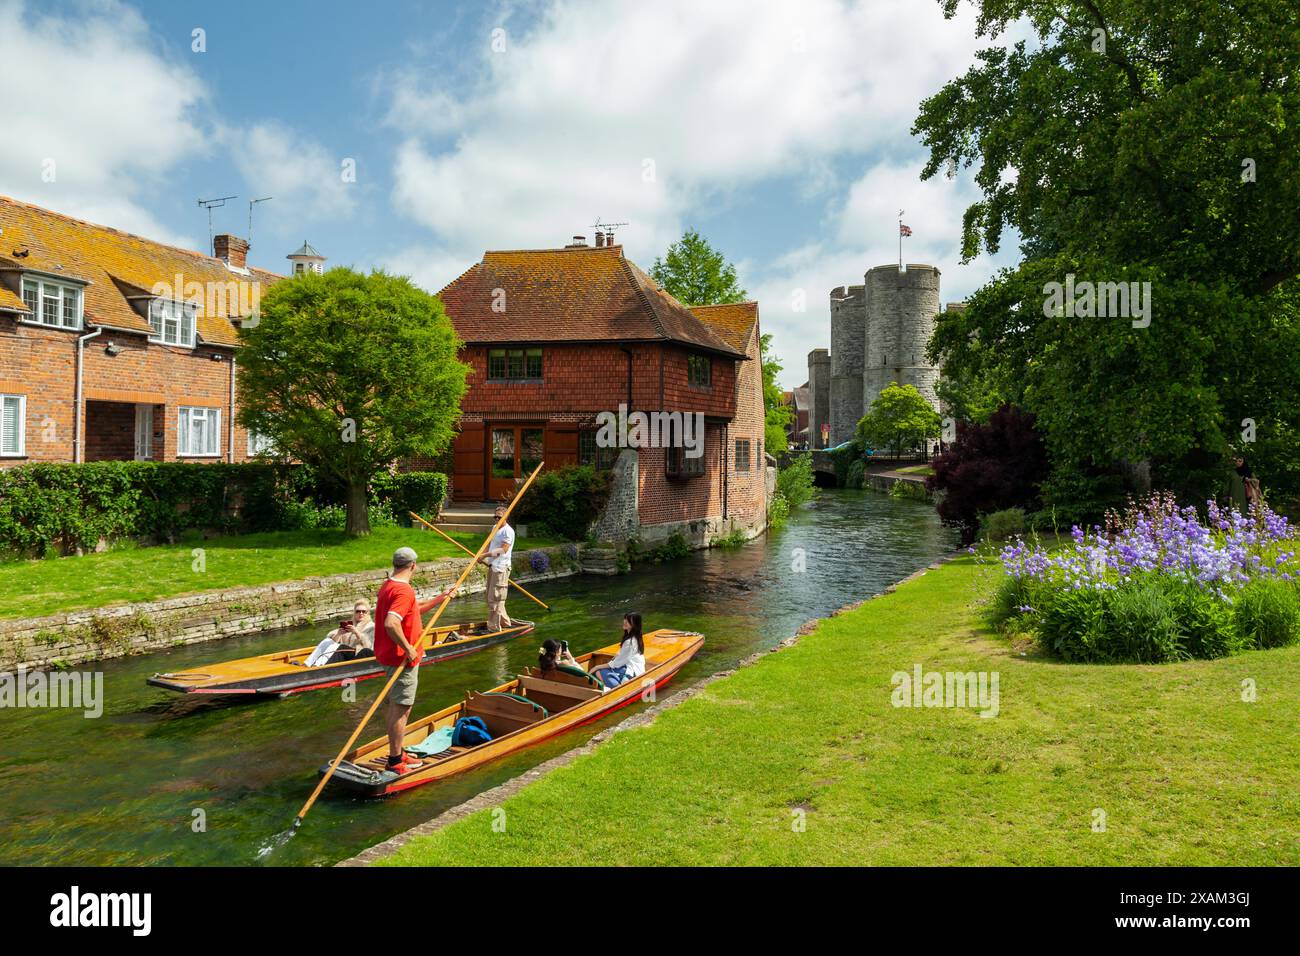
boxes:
[595,231,606,248]
[214,234,249,269]
[566,234,588,248]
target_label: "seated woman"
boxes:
[303,600,376,666]
[537,638,580,675]
[590,613,646,689]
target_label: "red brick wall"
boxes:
[637,424,725,525]
[0,318,250,466]
[725,322,767,527]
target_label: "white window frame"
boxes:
[1,394,26,457]
[20,276,83,330]
[149,298,198,348]
[178,406,221,458]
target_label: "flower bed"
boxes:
[989,493,1300,662]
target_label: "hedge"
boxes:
[515,464,612,541]
[0,462,448,558]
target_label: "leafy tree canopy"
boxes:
[761,333,794,454]
[237,268,470,536]
[856,383,941,457]
[917,0,1300,509]
[651,229,747,305]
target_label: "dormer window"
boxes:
[20,276,83,330]
[149,298,197,348]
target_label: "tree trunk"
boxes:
[345,479,371,537]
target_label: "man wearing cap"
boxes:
[373,546,458,774]
[479,503,515,631]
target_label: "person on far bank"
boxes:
[479,503,515,631]
[373,547,458,774]
[591,613,646,689]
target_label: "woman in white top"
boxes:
[591,613,646,689]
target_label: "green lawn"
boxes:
[893,464,935,477]
[378,555,1299,866]
[0,526,559,620]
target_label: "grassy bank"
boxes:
[0,526,559,621]
[377,555,1298,866]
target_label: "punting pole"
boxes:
[409,510,551,611]
[293,462,546,828]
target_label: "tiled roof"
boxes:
[438,245,747,359]
[0,195,281,346]
[688,301,759,354]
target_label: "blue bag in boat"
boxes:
[452,716,492,747]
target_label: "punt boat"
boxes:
[323,628,704,796]
[146,620,535,697]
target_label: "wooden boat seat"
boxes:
[516,674,604,713]
[462,690,549,738]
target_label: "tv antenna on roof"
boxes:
[197,195,237,253]
[592,219,628,246]
[248,197,273,250]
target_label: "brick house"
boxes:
[437,233,769,542]
[0,196,284,466]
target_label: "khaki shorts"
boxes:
[384,664,419,708]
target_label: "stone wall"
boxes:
[807,348,830,448]
[0,545,580,670]
[588,448,639,541]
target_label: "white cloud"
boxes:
[220,122,359,225]
[381,0,1020,382]
[385,0,994,289]
[0,0,206,245]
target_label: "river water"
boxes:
[0,488,955,866]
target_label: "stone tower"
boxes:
[862,264,942,410]
[829,284,866,446]
[807,349,831,448]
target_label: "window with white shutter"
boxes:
[0,395,26,456]
[178,406,220,457]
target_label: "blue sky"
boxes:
[1,0,1021,387]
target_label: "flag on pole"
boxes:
[899,223,913,237]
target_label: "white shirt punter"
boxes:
[489,524,515,573]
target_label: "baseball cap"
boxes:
[393,546,418,569]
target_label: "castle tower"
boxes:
[829,284,866,445]
[286,240,326,276]
[863,264,941,411]
[807,349,831,448]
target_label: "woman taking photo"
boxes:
[591,613,646,688]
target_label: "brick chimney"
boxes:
[213,234,249,269]
[595,231,606,247]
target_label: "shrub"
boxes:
[649,531,691,563]
[712,528,748,549]
[529,549,551,573]
[1037,587,1111,662]
[1234,578,1300,649]
[928,405,1050,545]
[515,465,612,541]
[1105,576,1188,663]
[1170,580,1245,659]
[846,459,866,490]
[776,454,815,507]
[371,471,449,526]
[982,507,1026,541]
[888,479,929,501]
[830,440,865,486]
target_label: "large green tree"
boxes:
[856,383,941,458]
[916,0,1300,511]
[760,333,794,454]
[651,229,747,305]
[237,268,469,536]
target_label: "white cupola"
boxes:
[286,241,326,276]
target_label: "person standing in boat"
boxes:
[590,613,646,689]
[374,547,458,774]
[479,502,515,631]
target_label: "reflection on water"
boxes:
[0,489,955,866]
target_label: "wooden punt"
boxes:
[323,628,704,796]
[146,620,535,697]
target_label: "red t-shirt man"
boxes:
[373,577,423,667]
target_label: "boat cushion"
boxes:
[406,727,454,757]
[557,664,601,687]
[479,692,549,718]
